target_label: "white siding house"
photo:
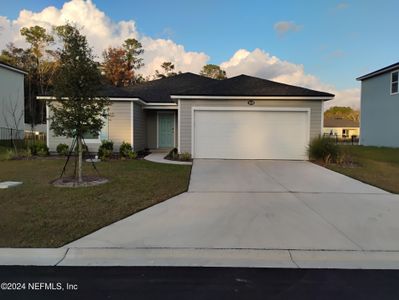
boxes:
[357,62,399,147]
[0,62,26,140]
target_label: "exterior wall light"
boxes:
[248,100,255,105]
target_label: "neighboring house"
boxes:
[357,62,399,147]
[323,118,360,138]
[41,73,334,160]
[0,62,26,140]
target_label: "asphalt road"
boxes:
[1,267,399,299]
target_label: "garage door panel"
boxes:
[193,110,308,160]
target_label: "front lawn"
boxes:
[0,159,191,247]
[327,145,399,193]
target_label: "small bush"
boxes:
[166,148,179,160]
[98,140,114,160]
[119,141,137,159]
[28,141,49,156]
[179,152,192,161]
[1,149,16,160]
[56,143,69,156]
[308,136,340,163]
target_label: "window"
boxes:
[392,71,399,94]
[82,131,99,140]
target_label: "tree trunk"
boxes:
[77,136,83,183]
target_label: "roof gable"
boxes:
[117,73,217,102]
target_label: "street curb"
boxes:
[2,248,399,269]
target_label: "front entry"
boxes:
[158,112,175,148]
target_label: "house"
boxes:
[323,118,360,138]
[0,62,26,140]
[357,62,399,147]
[41,73,334,160]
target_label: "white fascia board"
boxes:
[170,95,334,101]
[36,96,177,107]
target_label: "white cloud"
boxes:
[0,0,209,77]
[221,48,360,109]
[0,0,359,108]
[273,21,302,36]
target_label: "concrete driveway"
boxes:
[67,159,399,253]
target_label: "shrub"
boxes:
[166,148,179,160]
[98,140,114,160]
[308,136,340,163]
[56,143,69,156]
[28,141,49,156]
[1,149,16,160]
[119,141,137,159]
[179,152,192,161]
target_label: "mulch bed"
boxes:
[51,176,109,188]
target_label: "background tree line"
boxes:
[0,25,227,127]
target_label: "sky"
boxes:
[1,0,399,108]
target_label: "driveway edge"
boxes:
[2,248,399,269]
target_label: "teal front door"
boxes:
[158,113,175,148]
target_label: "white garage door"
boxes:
[193,109,309,160]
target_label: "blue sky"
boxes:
[1,0,399,105]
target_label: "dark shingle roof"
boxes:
[118,73,217,102]
[324,118,359,128]
[42,72,334,102]
[357,62,399,81]
[172,74,334,98]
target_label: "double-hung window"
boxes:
[392,71,399,94]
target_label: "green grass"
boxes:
[0,158,191,247]
[327,145,399,194]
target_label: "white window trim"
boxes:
[391,70,399,95]
[156,111,176,149]
[82,133,101,144]
[190,106,311,158]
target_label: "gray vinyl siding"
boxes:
[47,101,132,153]
[0,66,25,138]
[360,71,399,147]
[108,101,132,150]
[146,110,157,149]
[178,99,323,154]
[133,102,146,151]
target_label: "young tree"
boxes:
[200,64,227,80]
[49,24,110,183]
[154,61,179,79]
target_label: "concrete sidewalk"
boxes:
[144,152,192,165]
